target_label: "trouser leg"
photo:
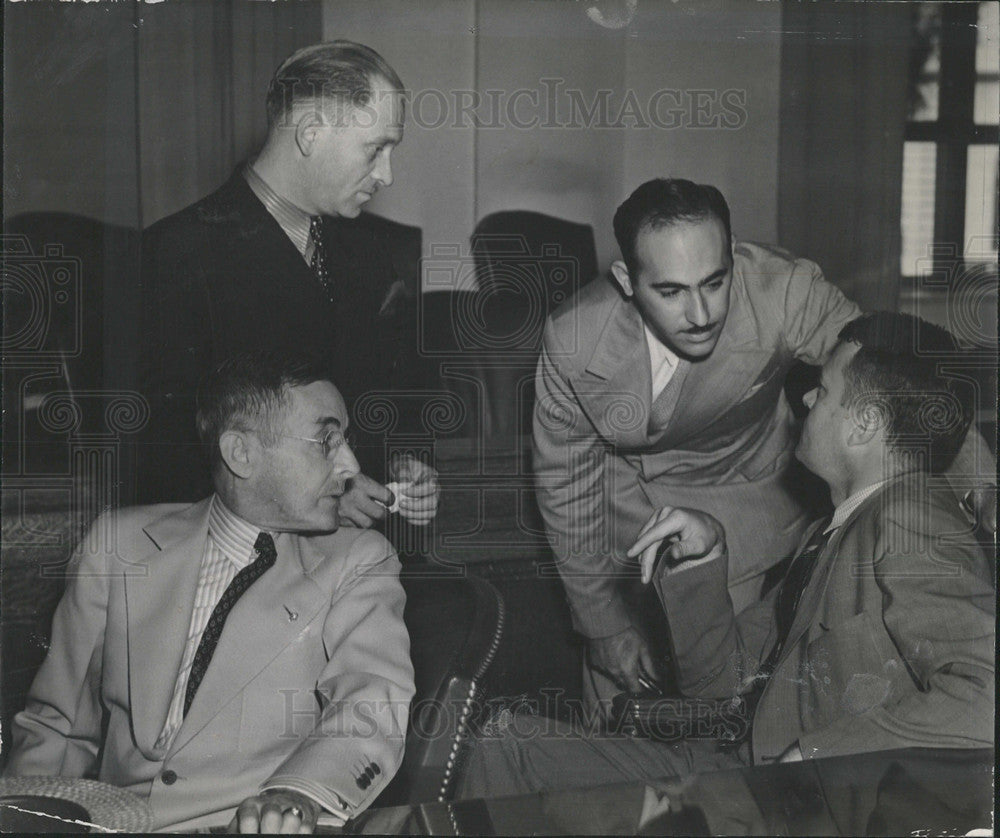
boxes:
[460,713,745,801]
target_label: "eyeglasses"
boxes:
[283,428,356,459]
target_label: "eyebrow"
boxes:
[315,416,344,430]
[649,266,729,291]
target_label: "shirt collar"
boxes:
[827,479,891,533]
[643,323,678,370]
[243,162,313,257]
[208,495,264,569]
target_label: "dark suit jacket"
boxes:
[137,170,414,502]
[657,473,995,762]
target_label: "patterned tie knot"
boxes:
[254,531,276,564]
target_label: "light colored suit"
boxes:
[659,473,995,760]
[533,242,860,639]
[6,498,415,832]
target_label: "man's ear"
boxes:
[294,109,325,157]
[610,260,634,298]
[218,430,255,480]
[846,402,883,448]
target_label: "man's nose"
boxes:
[373,151,393,187]
[686,290,709,326]
[803,388,817,409]
[334,441,361,480]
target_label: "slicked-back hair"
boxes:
[196,351,335,470]
[265,39,404,128]
[613,178,733,275]
[838,312,973,474]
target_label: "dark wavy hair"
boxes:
[613,178,732,274]
[838,312,973,474]
[196,351,334,469]
[265,39,404,128]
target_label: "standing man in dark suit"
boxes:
[463,312,994,799]
[139,40,437,529]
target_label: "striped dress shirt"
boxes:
[156,495,262,750]
[243,163,315,263]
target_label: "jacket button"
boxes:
[161,769,178,785]
[371,763,380,775]
[356,775,369,789]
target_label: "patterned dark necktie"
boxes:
[738,516,834,736]
[309,216,335,302]
[184,532,277,716]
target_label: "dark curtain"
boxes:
[778,1,913,313]
[138,0,323,227]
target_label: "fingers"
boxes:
[629,506,675,551]
[339,477,391,528]
[627,508,683,558]
[351,473,392,505]
[232,795,322,834]
[640,542,661,585]
[394,477,441,526]
[390,454,437,485]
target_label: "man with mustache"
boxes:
[138,40,438,529]
[6,352,415,832]
[534,178,862,711]
[468,312,993,802]
[535,178,993,714]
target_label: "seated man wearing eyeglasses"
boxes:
[5,352,416,833]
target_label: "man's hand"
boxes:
[338,473,392,529]
[388,454,440,526]
[963,484,997,534]
[627,506,727,584]
[228,789,326,834]
[587,625,664,694]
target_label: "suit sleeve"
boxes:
[781,257,861,365]
[798,510,995,758]
[655,555,777,698]
[5,517,113,778]
[260,532,414,816]
[532,337,632,639]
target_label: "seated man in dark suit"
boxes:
[462,312,994,797]
[138,40,437,528]
[6,352,415,832]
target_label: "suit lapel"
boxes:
[168,532,330,755]
[658,267,770,445]
[126,499,213,752]
[221,173,317,295]
[576,298,653,443]
[778,481,898,658]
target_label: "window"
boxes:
[901,2,999,280]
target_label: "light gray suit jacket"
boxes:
[7,498,415,831]
[658,473,995,761]
[533,242,860,637]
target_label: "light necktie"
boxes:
[310,216,335,302]
[183,532,277,716]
